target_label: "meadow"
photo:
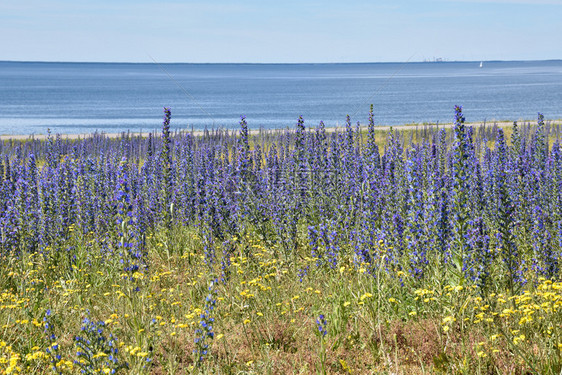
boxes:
[1,106,561,374]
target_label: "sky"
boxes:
[1,0,561,63]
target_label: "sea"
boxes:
[1,60,561,135]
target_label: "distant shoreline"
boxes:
[1,59,562,65]
[2,120,560,141]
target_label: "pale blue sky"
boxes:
[1,0,561,63]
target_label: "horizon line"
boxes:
[1,58,561,65]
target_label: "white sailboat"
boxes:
[479,61,483,68]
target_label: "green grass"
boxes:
[1,223,561,374]
[2,122,562,374]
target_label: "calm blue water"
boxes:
[1,60,561,135]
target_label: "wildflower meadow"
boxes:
[1,106,562,374]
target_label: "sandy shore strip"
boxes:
[1,120,560,141]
